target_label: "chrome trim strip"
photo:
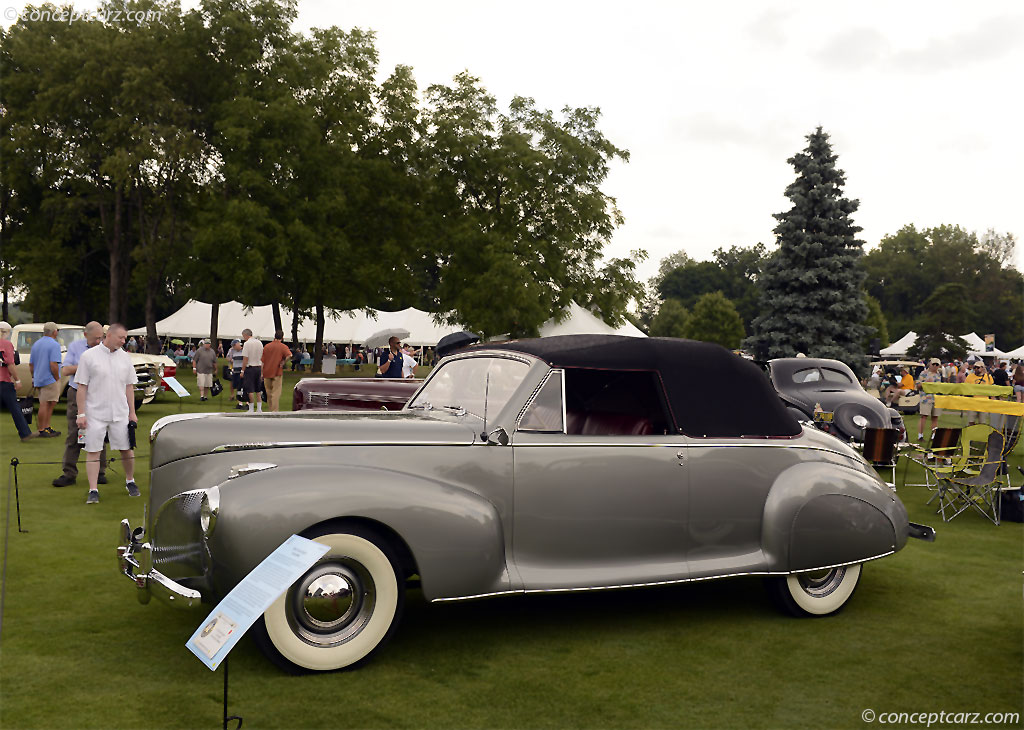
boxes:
[211,440,472,452]
[150,412,213,441]
[307,391,410,403]
[429,553,894,602]
[512,441,856,458]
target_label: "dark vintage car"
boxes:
[766,358,906,442]
[118,335,933,672]
[292,376,420,411]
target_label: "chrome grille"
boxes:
[152,489,207,580]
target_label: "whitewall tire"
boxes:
[768,563,862,617]
[258,526,404,671]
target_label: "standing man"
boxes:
[241,328,264,413]
[916,358,943,441]
[28,321,62,437]
[52,321,108,488]
[229,339,245,407]
[261,330,291,412]
[964,360,994,426]
[75,323,139,504]
[377,337,404,378]
[0,321,36,442]
[192,339,218,401]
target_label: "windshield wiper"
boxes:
[407,401,433,411]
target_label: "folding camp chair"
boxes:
[904,427,961,488]
[862,427,899,489]
[919,424,996,498]
[936,430,1005,524]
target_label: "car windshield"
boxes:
[408,356,530,420]
[17,326,83,353]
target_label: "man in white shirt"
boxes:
[401,349,418,379]
[241,328,264,413]
[75,323,139,504]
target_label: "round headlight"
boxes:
[200,486,220,537]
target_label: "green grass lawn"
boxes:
[1,376,1021,729]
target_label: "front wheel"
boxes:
[767,563,862,617]
[255,525,404,672]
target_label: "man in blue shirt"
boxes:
[377,336,404,378]
[29,321,62,437]
[52,321,107,488]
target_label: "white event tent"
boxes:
[879,330,1007,359]
[539,301,646,338]
[129,299,646,346]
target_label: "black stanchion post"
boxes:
[11,458,25,533]
[223,655,242,729]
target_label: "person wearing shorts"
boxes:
[75,323,139,504]
[916,358,943,440]
[29,321,63,437]
[241,328,264,413]
[192,339,218,401]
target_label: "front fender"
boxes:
[208,464,510,601]
[762,461,907,571]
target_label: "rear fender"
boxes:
[207,464,509,601]
[762,461,907,571]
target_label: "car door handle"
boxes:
[676,450,687,465]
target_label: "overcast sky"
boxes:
[290,0,1024,281]
[8,0,1023,281]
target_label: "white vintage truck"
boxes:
[11,323,161,408]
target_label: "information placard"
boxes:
[186,534,330,670]
[162,376,190,398]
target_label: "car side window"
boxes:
[821,368,853,384]
[17,332,39,354]
[518,371,564,432]
[562,368,672,436]
[792,367,821,383]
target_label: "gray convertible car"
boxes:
[118,335,933,672]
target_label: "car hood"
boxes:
[150,411,479,467]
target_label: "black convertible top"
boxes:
[482,335,801,438]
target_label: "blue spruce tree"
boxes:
[746,127,869,372]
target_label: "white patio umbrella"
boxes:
[364,327,410,350]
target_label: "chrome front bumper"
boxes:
[116,518,201,608]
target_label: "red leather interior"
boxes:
[567,411,654,436]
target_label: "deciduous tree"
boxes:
[683,291,745,349]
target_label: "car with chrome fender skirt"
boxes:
[118,335,934,672]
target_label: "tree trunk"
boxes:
[107,187,124,324]
[313,302,325,372]
[272,302,282,336]
[290,291,301,345]
[210,302,220,350]
[1,276,8,322]
[145,278,160,354]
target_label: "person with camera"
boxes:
[75,323,139,504]
[0,321,36,442]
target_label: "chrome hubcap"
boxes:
[798,567,845,598]
[303,573,357,629]
[288,558,376,647]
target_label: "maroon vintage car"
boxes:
[292,377,421,411]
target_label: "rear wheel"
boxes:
[254,524,404,672]
[767,563,862,617]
